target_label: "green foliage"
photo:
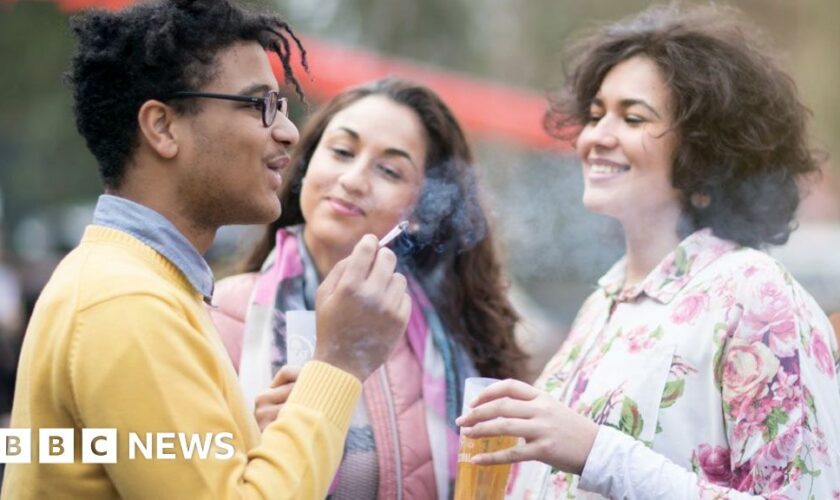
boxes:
[764,406,789,442]
[587,393,608,421]
[660,379,685,409]
[618,397,644,439]
[674,246,689,276]
[0,2,101,240]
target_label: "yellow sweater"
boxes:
[2,226,361,499]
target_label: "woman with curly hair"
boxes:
[457,5,840,498]
[211,78,525,499]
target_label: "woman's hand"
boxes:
[254,365,301,432]
[455,379,599,475]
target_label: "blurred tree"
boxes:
[0,2,100,243]
[277,0,840,165]
[0,0,837,258]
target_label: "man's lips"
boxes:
[265,155,289,190]
[266,154,291,172]
[326,197,365,216]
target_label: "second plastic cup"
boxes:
[285,310,316,367]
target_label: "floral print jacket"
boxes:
[507,229,840,499]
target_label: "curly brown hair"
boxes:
[545,4,822,248]
[243,78,526,380]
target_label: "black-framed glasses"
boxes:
[164,91,288,127]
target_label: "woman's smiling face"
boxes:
[299,95,427,255]
[576,55,681,227]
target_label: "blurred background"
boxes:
[1,0,838,431]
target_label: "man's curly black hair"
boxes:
[67,0,307,188]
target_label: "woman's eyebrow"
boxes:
[333,126,418,170]
[591,96,662,119]
[620,98,662,119]
[382,147,418,170]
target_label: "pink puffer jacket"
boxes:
[209,273,438,499]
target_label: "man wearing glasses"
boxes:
[2,0,410,498]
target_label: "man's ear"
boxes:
[137,100,181,159]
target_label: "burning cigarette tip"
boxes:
[379,220,409,247]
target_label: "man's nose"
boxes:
[271,114,300,147]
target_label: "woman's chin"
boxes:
[582,197,632,229]
[321,229,366,250]
[582,195,613,217]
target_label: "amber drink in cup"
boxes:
[454,377,517,500]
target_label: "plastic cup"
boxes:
[454,377,517,500]
[285,310,316,367]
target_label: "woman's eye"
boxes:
[587,114,603,124]
[331,147,353,160]
[378,164,402,180]
[625,115,645,125]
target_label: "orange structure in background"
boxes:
[54,0,134,9]
[280,37,573,152]
[38,0,572,152]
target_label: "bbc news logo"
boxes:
[0,429,235,463]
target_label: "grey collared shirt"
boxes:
[91,194,214,301]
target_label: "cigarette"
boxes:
[379,220,409,248]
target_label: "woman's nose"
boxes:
[583,117,619,150]
[338,161,369,195]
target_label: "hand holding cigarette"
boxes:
[313,234,411,382]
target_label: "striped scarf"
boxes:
[237,226,475,499]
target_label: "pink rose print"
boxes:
[810,329,835,376]
[723,339,780,411]
[660,254,678,276]
[765,468,786,490]
[723,304,744,337]
[693,444,732,485]
[742,280,797,356]
[671,292,709,324]
[709,239,733,257]
[766,493,794,500]
[770,369,801,413]
[715,277,737,308]
[731,462,755,491]
[764,423,802,466]
[625,325,656,353]
[550,472,571,497]
[815,430,832,466]
[768,326,798,359]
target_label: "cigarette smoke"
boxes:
[388,149,628,326]
[397,158,489,258]
[481,149,625,324]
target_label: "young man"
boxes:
[1,1,410,498]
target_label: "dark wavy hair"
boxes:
[243,78,526,380]
[67,0,306,188]
[545,4,822,248]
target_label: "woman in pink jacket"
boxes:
[211,78,525,499]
